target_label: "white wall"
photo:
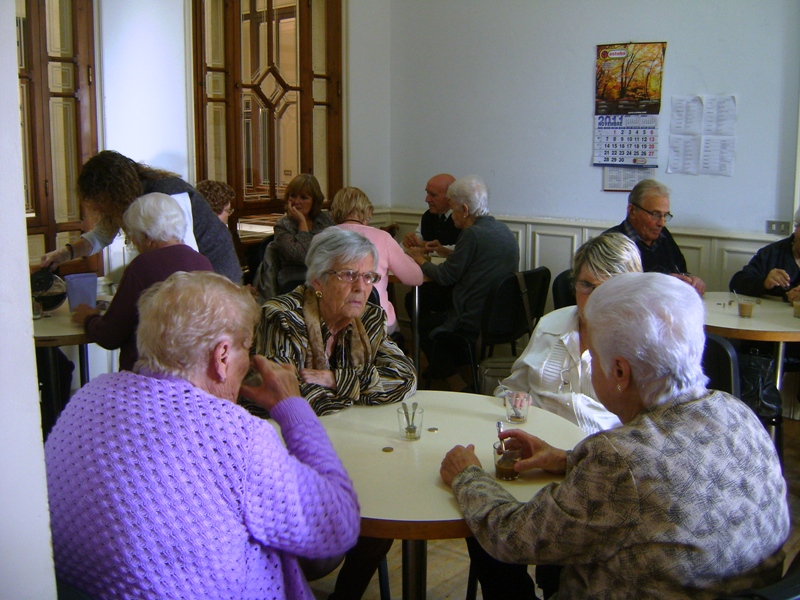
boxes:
[0,0,57,596]
[362,0,800,234]
[98,0,192,178]
[344,0,393,207]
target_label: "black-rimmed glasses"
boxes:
[633,204,673,222]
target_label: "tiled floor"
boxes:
[310,418,800,600]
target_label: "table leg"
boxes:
[412,285,420,375]
[78,343,89,386]
[775,341,786,390]
[402,539,427,600]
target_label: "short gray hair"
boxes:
[628,179,670,206]
[135,271,260,379]
[447,174,490,218]
[584,272,708,408]
[572,233,642,282]
[305,227,378,284]
[123,192,187,247]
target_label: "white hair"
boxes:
[123,192,187,247]
[447,174,490,218]
[136,271,260,378]
[584,272,708,407]
[305,227,378,284]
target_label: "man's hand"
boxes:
[764,268,792,291]
[240,356,302,411]
[672,273,706,296]
[406,246,428,266]
[501,430,568,475]
[423,240,453,257]
[403,232,423,248]
[440,444,482,487]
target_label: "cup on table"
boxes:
[32,297,43,320]
[793,301,800,319]
[397,405,423,441]
[493,440,522,481]
[503,390,531,424]
[737,298,755,318]
[65,272,98,312]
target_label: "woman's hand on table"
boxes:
[500,430,568,475]
[300,368,337,390]
[240,355,302,411]
[440,444,482,488]
[71,304,100,326]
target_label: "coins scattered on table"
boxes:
[382,447,393,452]
[427,427,438,433]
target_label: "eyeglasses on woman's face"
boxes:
[326,270,381,285]
[633,204,673,223]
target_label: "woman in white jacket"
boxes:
[496,232,641,434]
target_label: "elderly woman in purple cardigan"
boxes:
[45,271,360,599]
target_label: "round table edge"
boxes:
[360,517,472,540]
[704,324,800,343]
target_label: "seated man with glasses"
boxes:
[604,179,706,294]
[730,208,800,300]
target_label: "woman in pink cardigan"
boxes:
[332,187,423,332]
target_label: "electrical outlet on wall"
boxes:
[766,221,792,235]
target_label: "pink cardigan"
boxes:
[337,222,423,327]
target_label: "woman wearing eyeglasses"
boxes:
[497,233,642,436]
[253,226,416,416]
[252,227,416,599]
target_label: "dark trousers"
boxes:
[329,536,394,599]
[404,281,453,320]
[465,537,561,599]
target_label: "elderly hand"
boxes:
[71,304,100,327]
[300,368,337,390]
[440,444,482,487]
[500,430,568,475]
[240,355,302,411]
[787,286,800,303]
[403,232,423,249]
[423,240,452,257]
[672,273,706,296]
[406,246,428,265]
[765,268,792,291]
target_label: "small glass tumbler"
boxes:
[504,390,531,424]
[397,406,423,440]
[493,440,522,481]
[32,297,43,320]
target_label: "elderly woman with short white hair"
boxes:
[254,226,416,416]
[71,192,213,371]
[442,272,789,598]
[47,271,361,598]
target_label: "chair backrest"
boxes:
[702,332,741,397]
[519,267,551,332]
[243,234,274,286]
[552,268,576,310]
[253,239,280,303]
[480,267,551,349]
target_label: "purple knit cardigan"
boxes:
[45,371,360,599]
